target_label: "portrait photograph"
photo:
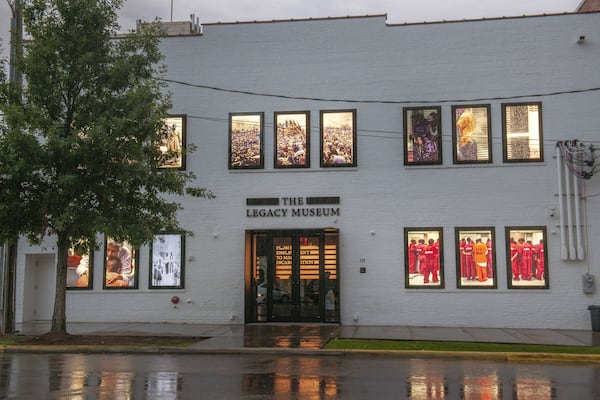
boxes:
[275,111,310,168]
[452,105,492,164]
[157,115,186,169]
[502,102,543,162]
[229,112,264,169]
[404,107,442,165]
[150,233,185,289]
[506,227,548,289]
[104,238,138,289]
[405,228,444,288]
[66,247,93,290]
[455,227,496,289]
[320,110,356,167]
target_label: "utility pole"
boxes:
[2,0,23,334]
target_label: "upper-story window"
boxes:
[502,102,543,162]
[274,111,310,168]
[452,105,492,164]
[320,109,357,168]
[229,112,264,169]
[158,115,186,170]
[403,106,442,165]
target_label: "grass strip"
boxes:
[325,339,600,355]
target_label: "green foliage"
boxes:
[0,0,211,251]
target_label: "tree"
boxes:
[0,0,212,337]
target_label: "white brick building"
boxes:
[14,10,600,332]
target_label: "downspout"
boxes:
[556,144,568,260]
[573,153,585,261]
[564,152,576,260]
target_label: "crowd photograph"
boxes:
[405,228,443,287]
[456,228,496,288]
[321,110,356,167]
[275,112,309,168]
[229,113,263,168]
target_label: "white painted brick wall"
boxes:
[15,13,600,330]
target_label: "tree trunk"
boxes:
[50,232,69,336]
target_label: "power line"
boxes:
[161,78,600,105]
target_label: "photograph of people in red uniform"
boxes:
[506,227,548,288]
[405,228,443,288]
[455,228,496,288]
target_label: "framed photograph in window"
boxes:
[274,111,310,168]
[505,227,548,289]
[452,105,492,164]
[404,106,442,165]
[404,227,444,288]
[157,115,186,169]
[66,247,93,290]
[104,238,138,289]
[455,227,496,289]
[502,102,543,162]
[320,109,356,167]
[150,233,185,289]
[229,112,264,169]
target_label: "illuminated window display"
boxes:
[502,103,543,162]
[320,110,356,167]
[404,107,442,165]
[452,105,492,164]
[104,238,138,289]
[274,111,310,168]
[455,227,497,289]
[405,228,444,288]
[229,112,264,169]
[505,227,548,289]
[150,233,185,289]
[157,115,186,169]
[66,247,92,290]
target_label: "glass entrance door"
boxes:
[247,229,339,323]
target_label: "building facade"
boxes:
[14,11,600,332]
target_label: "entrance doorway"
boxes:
[245,229,339,323]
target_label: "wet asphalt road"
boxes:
[0,353,599,399]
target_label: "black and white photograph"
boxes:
[150,233,184,289]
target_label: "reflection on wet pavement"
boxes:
[0,353,598,399]
[242,324,340,348]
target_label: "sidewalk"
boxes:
[16,321,600,349]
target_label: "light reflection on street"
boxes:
[0,353,597,399]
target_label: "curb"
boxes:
[2,345,600,363]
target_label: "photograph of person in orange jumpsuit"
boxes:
[456,228,496,288]
[506,227,548,288]
[405,228,443,288]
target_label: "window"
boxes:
[405,227,444,288]
[274,111,310,168]
[452,105,492,164]
[455,227,496,288]
[229,112,264,169]
[157,115,186,169]
[104,238,138,289]
[150,233,185,289]
[502,102,543,162]
[320,110,357,167]
[506,227,548,289]
[404,107,442,165]
[66,247,93,290]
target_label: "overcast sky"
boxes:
[0,0,584,70]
